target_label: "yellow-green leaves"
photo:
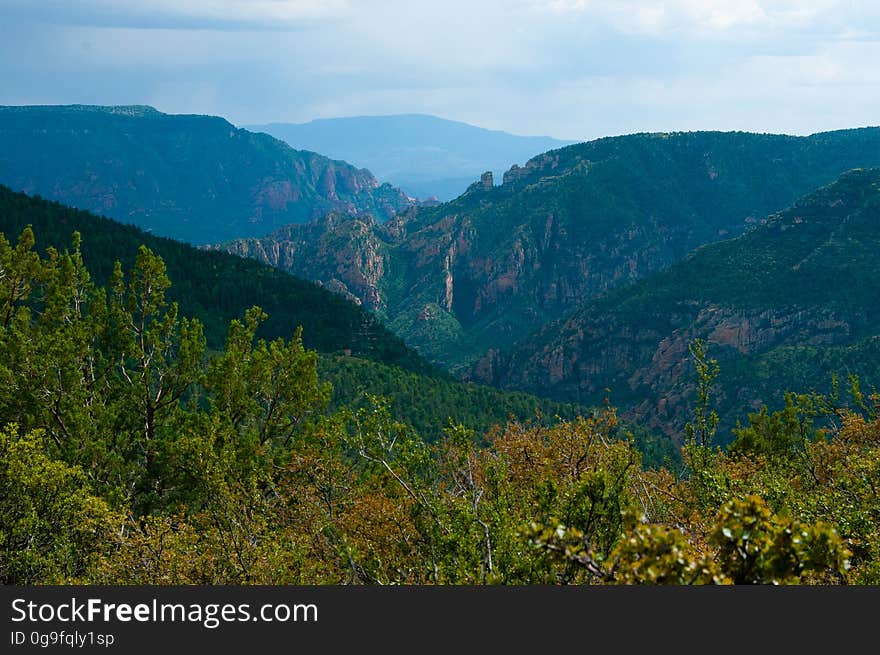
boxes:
[0,425,119,583]
[711,495,850,584]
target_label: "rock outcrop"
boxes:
[472,169,880,439]
[0,105,414,244]
[221,128,880,375]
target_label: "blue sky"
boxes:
[1,1,878,140]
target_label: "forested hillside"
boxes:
[0,185,427,370]
[316,355,679,467]
[475,169,880,440]
[0,188,649,455]
[0,105,413,243]
[2,210,877,585]
[222,128,880,369]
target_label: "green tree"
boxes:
[684,338,720,449]
[205,307,329,463]
[711,495,850,584]
[0,425,119,583]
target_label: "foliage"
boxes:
[0,425,119,583]
[0,184,431,372]
[684,338,720,449]
[730,391,834,459]
[710,495,849,584]
[319,354,680,467]
[490,168,880,441]
[2,223,879,586]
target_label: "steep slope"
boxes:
[247,114,573,201]
[317,355,679,468]
[0,185,427,372]
[0,105,413,244]
[221,128,880,370]
[473,169,880,441]
[0,185,680,462]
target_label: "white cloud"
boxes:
[738,40,880,88]
[114,0,350,22]
[1,0,879,138]
[531,0,848,35]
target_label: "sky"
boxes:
[1,0,878,141]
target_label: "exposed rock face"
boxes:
[443,242,456,312]
[0,105,414,244]
[254,179,301,211]
[477,303,863,439]
[221,129,880,374]
[219,212,388,311]
[480,171,494,190]
[471,169,880,439]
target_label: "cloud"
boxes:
[0,0,878,140]
[1,0,351,31]
[531,0,850,36]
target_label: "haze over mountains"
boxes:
[0,105,412,244]
[221,128,880,373]
[246,114,574,201]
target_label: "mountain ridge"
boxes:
[0,183,428,371]
[246,113,574,200]
[470,168,880,439]
[220,127,880,370]
[0,104,414,244]
[0,185,681,460]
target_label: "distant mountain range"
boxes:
[220,128,880,371]
[6,103,880,442]
[0,105,412,244]
[245,114,574,201]
[473,169,880,440]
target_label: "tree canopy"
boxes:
[2,225,877,585]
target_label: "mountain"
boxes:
[246,114,574,201]
[0,105,413,244]
[0,185,675,460]
[0,184,426,371]
[219,128,880,371]
[471,169,880,441]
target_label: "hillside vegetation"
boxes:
[0,105,412,243]
[2,214,877,585]
[222,128,880,369]
[0,188,665,457]
[0,185,430,371]
[476,169,880,440]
